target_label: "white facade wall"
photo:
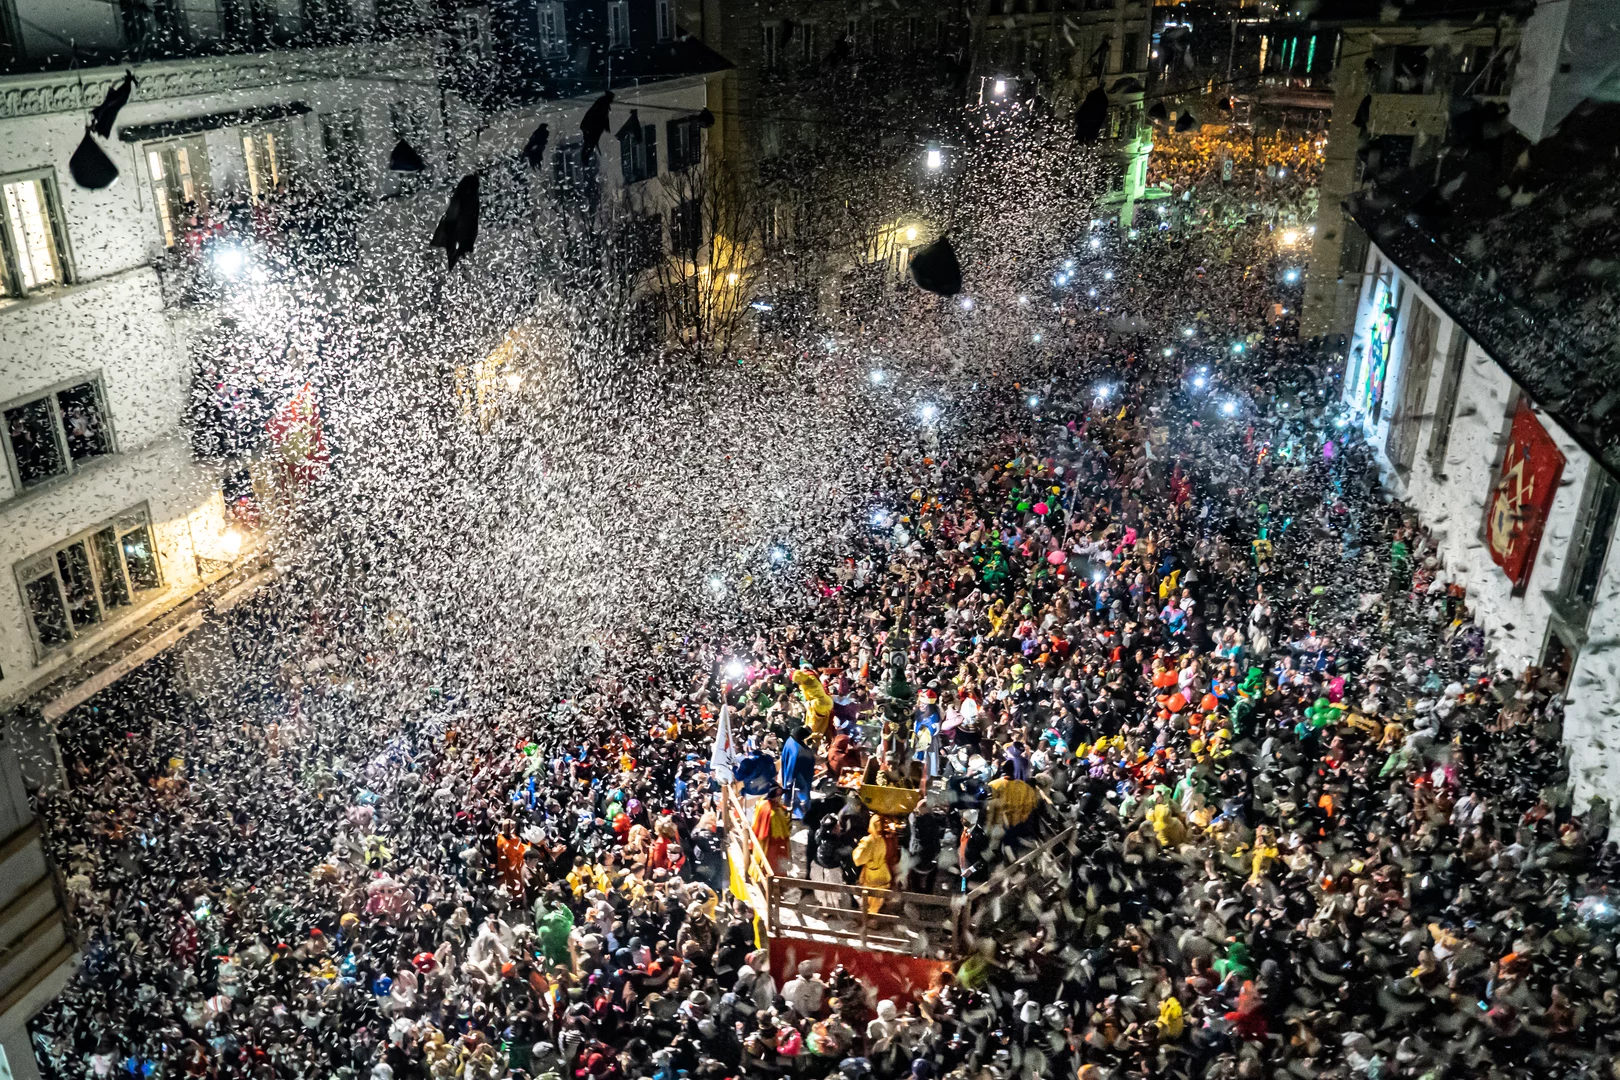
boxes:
[1344,240,1620,813]
[0,45,438,709]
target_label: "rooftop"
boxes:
[1346,99,1620,475]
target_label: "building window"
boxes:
[670,198,700,257]
[1121,33,1140,72]
[553,140,598,201]
[667,117,702,172]
[2,378,114,493]
[1385,298,1439,473]
[1560,469,1620,614]
[617,213,663,274]
[455,9,490,60]
[242,130,283,202]
[1425,328,1468,476]
[1376,44,1430,93]
[619,124,658,184]
[762,23,780,70]
[322,111,367,194]
[800,21,818,64]
[16,507,161,657]
[145,138,210,249]
[608,1,630,49]
[1,173,70,297]
[655,0,673,41]
[537,1,567,56]
[845,17,859,50]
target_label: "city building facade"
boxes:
[1337,0,1620,811]
[1299,1,1523,337]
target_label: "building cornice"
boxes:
[0,39,432,122]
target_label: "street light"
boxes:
[918,403,939,423]
[870,369,885,385]
[1222,400,1239,416]
[925,141,943,170]
[723,658,748,682]
[993,78,1007,96]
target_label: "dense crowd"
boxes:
[22,119,1620,1080]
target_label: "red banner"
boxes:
[1484,399,1564,593]
[767,936,950,1007]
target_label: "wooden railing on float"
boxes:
[719,788,1077,959]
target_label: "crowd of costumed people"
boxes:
[23,119,1620,1080]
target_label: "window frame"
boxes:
[537,1,567,57]
[14,504,163,661]
[321,109,368,195]
[762,22,780,70]
[0,168,75,299]
[655,0,673,42]
[143,136,212,249]
[1557,466,1620,618]
[0,374,117,495]
[1425,328,1469,477]
[666,116,702,172]
[608,0,630,50]
[619,124,659,185]
[552,139,598,202]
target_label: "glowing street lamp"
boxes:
[925,141,943,170]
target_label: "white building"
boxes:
[0,38,442,733]
[1339,4,1620,813]
[0,18,439,1076]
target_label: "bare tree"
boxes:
[654,158,760,360]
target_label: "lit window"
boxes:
[144,139,208,249]
[1,175,67,296]
[16,507,161,657]
[608,1,630,49]
[241,130,282,202]
[2,378,113,491]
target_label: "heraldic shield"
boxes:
[1485,399,1565,593]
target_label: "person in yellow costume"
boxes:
[986,769,1038,830]
[1146,801,1187,849]
[791,667,834,740]
[1156,995,1184,1040]
[1249,824,1279,883]
[851,815,892,913]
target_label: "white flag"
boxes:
[710,702,738,784]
